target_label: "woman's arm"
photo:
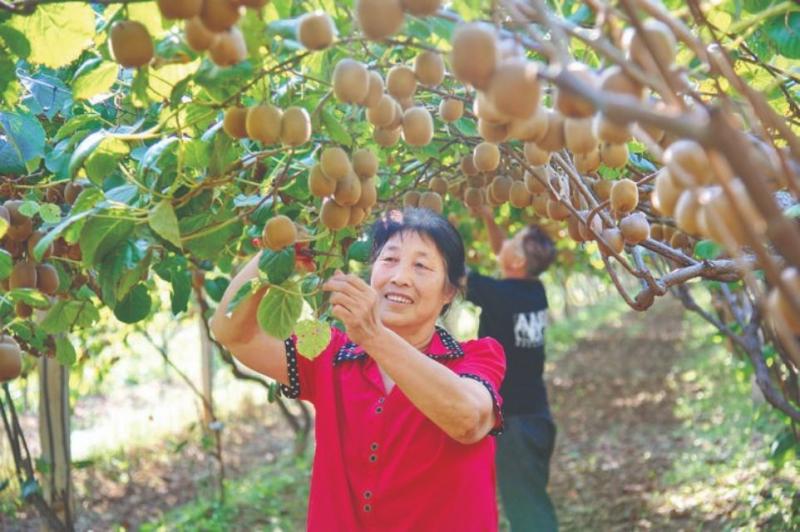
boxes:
[474,205,505,255]
[209,252,289,384]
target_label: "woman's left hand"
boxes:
[322,270,384,346]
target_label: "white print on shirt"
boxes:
[513,310,548,348]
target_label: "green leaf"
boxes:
[8,4,94,68]
[183,139,210,170]
[68,131,106,179]
[204,276,229,303]
[149,200,182,248]
[97,239,149,306]
[72,60,118,101]
[180,205,243,260]
[694,240,723,260]
[257,283,303,340]
[0,111,46,165]
[113,283,151,324]
[18,201,38,218]
[765,12,800,59]
[347,239,372,263]
[79,214,135,267]
[55,336,77,367]
[0,249,11,279]
[169,268,191,315]
[0,25,31,58]
[39,203,61,224]
[295,320,331,359]
[258,247,296,285]
[40,300,100,334]
[6,288,50,308]
[322,108,353,146]
[33,209,94,262]
[85,137,129,186]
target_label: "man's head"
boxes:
[498,225,556,279]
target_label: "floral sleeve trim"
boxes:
[280,337,301,399]
[460,373,504,437]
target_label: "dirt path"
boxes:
[548,298,693,530]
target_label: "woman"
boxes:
[211,208,506,531]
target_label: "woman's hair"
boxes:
[368,208,466,314]
[520,225,557,277]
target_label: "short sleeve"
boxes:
[456,337,506,436]
[280,326,346,403]
[465,270,495,308]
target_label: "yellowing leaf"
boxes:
[147,60,201,101]
[149,200,182,249]
[9,4,94,68]
[72,61,119,101]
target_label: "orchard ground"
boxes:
[1,290,797,530]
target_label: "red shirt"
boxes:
[281,326,506,531]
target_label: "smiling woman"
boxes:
[211,207,507,532]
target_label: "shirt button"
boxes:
[370,442,379,451]
[364,504,372,512]
[369,454,378,463]
[364,490,372,499]
[375,406,383,414]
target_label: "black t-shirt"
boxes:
[466,270,551,417]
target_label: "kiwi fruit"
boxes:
[767,268,800,334]
[537,111,566,152]
[297,12,336,50]
[610,179,638,213]
[3,239,23,260]
[473,142,500,172]
[564,117,598,154]
[374,126,401,147]
[622,19,677,75]
[320,147,352,182]
[461,155,479,176]
[64,181,85,205]
[651,168,682,217]
[223,106,249,139]
[67,243,82,261]
[439,98,464,123]
[487,58,540,120]
[387,65,417,100]
[262,215,297,251]
[356,178,377,209]
[352,148,378,179]
[489,175,513,202]
[110,21,154,68]
[280,107,312,147]
[348,206,368,227]
[0,337,21,382]
[508,105,548,142]
[414,51,445,86]
[592,179,613,201]
[619,212,650,244]
[309,164,336,198]
[419,191,443,213]
[509,180,532,208]
[670,230,692,251]
[524,168,547,195]
[185,17,219,52]
[403,190,421,208]
[3,201,33,242]
[546,199,570,221]
[209,26,248,66]
[158,0,202,20]
[15,301,33,319]
[477,119,510,143]
[35,263,59,295]
[700,180,764,245]
[10,261,37,290]
[599,227,624,255]
[333,59,370,104]
[401,107,433,147]
[593,114,632,144]
[362,72,385,108]
[450,22,499,90]
[567,215,585,242]
[428,177,448,196]
[356,0,404,41]
[600,142,629,169]
[334,172,362,206]
[474,91,509,124]
[673,189,701,235]
[598,65,644,99]
[387,100,404,130]
[402,0,442,16]
[554,62,596,118]
[463,187,483,208]
[531,194,549,217]
[575,149,601,174]
[246,104,283,145]
[27,231,52,261]
[524,142,551,166]
[200,0,241,32]
[663,139,712,187]
[321,199,351,230]
[650,223,665,241]
[366,94,397,127]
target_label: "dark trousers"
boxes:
[495,414,558,532]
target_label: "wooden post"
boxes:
[38,356,73,530]
[199,311,214,427]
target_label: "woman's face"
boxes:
[370,231,455,333]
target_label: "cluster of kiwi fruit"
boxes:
[223,103,312,148]
[309,147,380,229]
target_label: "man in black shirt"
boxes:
[466,207,558,532]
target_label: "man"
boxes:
[465,206,558,532]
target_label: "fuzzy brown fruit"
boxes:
[209,26,248,66]
[564,117,598,154]
[356,0,404,41]
[110,21,154,68]
[575,149,601,174]
[524,168,547,195]
[537,111,565,152]
[356,179,377,209]
[333,59,370,104]
[402,0,441,16]
[593,114,632,144]
[3,201,32,242]
[200,0,241,32]
[477,119,510,143]
[348,206,368,227]
[373,127,401,147]
[599,227,624,255]
[767,268,800,334]
[450,22,498,90]
[158,0,202,19]
[361,72,385,108]
[546,199,570,221]
[387,65,417,100]
[487,58,540,120]
[320,147,351,182]
[262,215,297,251]
[10,261,36,290]
[321,199,351,230]
[663,139,712,187]
[403,190,421,208]
[623,19,677,75]
[297,12,336,50]
[592,179,613,201]
[36,263,59,295]
[246,104,283,145]
[673,189,701,235]
[419,191,443,213]
[0,337,21,382]
[366,94,397,128]
[619,212,650,244]
[280,107,312,147]
[651,168,682,217]
[598,65,644,99]
[309,164,336,198]
[489,175,513,203]
[414,51,445,86]
[610,179,638,214]
[402,107,433,147]
[64,181,85,205]
[473,142,500,172]
[352,148,378,179]
[428,177,448,196]
[554,62,596,118]
[185,17,218,51]
[334,173,362,206]
[223,106,249,139]
[439,98,463,123]
[461,155,479,176]
[509,180,532,208]
[600,142,629,169]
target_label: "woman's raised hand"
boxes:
[322,270,384,346]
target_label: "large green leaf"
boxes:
[257,282,303,340]
[72,59,119,101]
[79,213,136,267]
[180,205,243,260]
[0,111,46,166]
[113,283,152,324]
[68,131,107,179]
[55,336,77,367]
[295,320,331,359]
[259,247,296,284]
[8,3,94,68]
[40,300,100,334]
[322,108,353,146]
[85,137,129,186]
[765,12,800,59]
[148,200,182,248]
[0,24,31,58]
[97,239,149,307]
